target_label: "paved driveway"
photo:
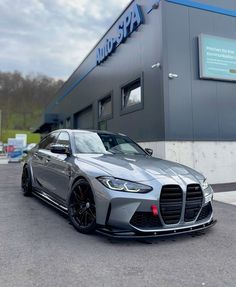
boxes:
[0,164,235,287]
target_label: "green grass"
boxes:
[1,130,40,144]
[4,111,42,131]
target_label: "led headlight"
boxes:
[97,176,152,193]
[200,178,209,191]
[200,178,213,203]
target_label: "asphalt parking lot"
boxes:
[0,164,235,287]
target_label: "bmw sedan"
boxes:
[21,129,216,238]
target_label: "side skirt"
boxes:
[32,188,68,215]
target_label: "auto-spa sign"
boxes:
[199,34,236,82]
[96,4,144,65]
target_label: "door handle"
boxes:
[33,152,42,160]
[45,156,51,163]
[33,152,39,158]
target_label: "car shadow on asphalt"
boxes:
[31,193,68,219]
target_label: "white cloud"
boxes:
[0,0,130,79]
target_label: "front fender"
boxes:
[66,157,110,206]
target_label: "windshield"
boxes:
[73,132,146,155]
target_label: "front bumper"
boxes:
[93,179,215,236]
[97,218,217,239]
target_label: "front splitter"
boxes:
[96,219,217,239]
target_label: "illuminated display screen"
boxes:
[199,34,236,82]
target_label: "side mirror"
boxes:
[50,144,71,155]
[145,148,153,156]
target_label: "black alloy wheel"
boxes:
[68,179,96,234]
[21,166,32,197]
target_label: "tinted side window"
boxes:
[38,133,59,150]
[56,132,70,147]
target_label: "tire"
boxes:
[68,178,96,234]
[21,166,32,197]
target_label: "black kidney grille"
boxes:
[184,184,203,222]
[160,185,183,225]
[130,212,162,228]
[197,203,212,221]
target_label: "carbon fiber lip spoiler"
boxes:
[96,219,217,239]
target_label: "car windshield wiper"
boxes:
[106,146,124,154]
[124,153,146,156]
[108,151,146,156]
[106,146,146,156]
[108,150,124,155]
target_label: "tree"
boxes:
[0,71,64,130]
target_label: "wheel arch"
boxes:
[67,175,95,205]
[21,163,30,183]
[22,161,34,180]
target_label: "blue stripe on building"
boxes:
[166,0,236,17]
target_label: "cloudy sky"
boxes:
[0,0,130,80]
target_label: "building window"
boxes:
[59,121,64,129]
[98,95,112,120]
[66,117,71,128]
[121,78,143,113]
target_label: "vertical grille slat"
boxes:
[184,184,203,222]
[160,185,182,225]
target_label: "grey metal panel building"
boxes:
[162,0,236,141]
[36,0,236,184]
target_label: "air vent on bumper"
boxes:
[197,203,212,221]
[130,212,162,228]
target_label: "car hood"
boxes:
[75,154,203,186]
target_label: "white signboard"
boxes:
[16,134,27,147]
[8,138,24,148]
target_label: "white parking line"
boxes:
[214,191,236,206]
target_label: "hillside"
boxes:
[0,71,64,137]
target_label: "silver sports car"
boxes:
[22,129,216,238]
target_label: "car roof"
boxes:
[51,129,126,137]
